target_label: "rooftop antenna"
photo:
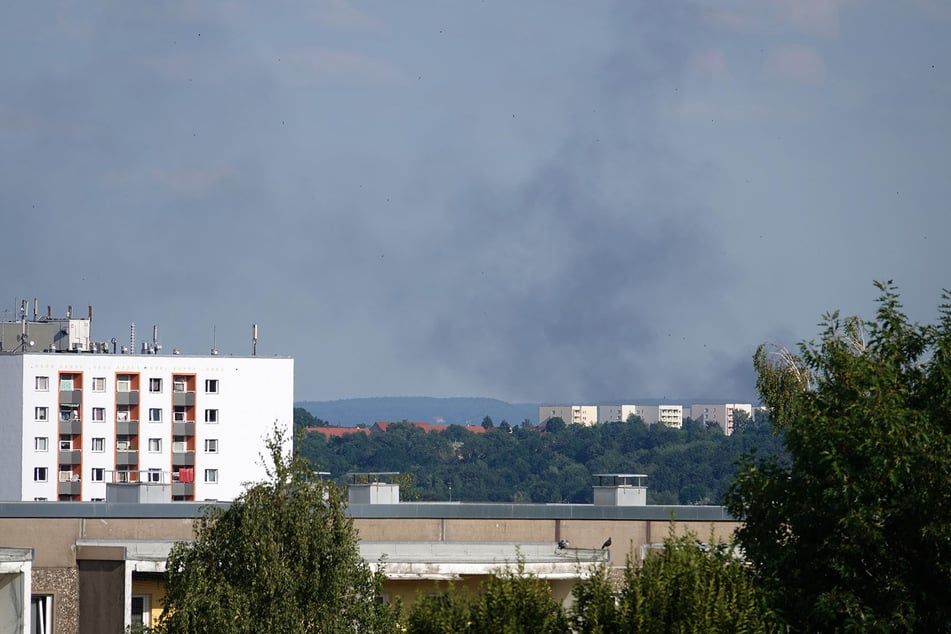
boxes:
[211,325,218,355]
[33,298,37,321]
[130,322,135,355]
[252,323,258,356]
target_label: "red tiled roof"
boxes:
[371,421,488,434]
[306,426,370,438]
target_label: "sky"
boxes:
[2,1,949,405]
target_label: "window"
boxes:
[116,376,131,392]
[204,438,219,453]
[59,439,72,451]
[147,468,162,483]
[204,379,219,394]
[204,469,218,483]
[91,377,106,392]
[35,376,49,391]
[132,595,151,628]
[172,440,187,453]
[91,407,105,422]
[149,408,162,423]
[116,408,130,422]
[91,438,105,452]
[33,467,48,482]
[204,409,218,423]
[173,408,186,422]
[148,438,162,453]
[35,407,48,421]
[149,378,163,393]
[90,467,104,482]
[31,595,53,634]
[59,376,74,391]
[173,379,186,393]
[34,437,48,452]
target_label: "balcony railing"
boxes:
[172,482,195,497]
[173,421,196,436]
[59,420,82,435]
[173,391,196,407]
[116,391,139,406]
[57,480,81,496]
[172,451,195,466]
[115,450,139,466]
[58,449,82,465]
[115,420,140,435]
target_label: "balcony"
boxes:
[58,449,82,465]
[116,391,139,406]
[59,420,82,435]
[115,450,139,466]
[58,480,81,496]
[172,391,196,407]
[115,420,139,435]
[172,451,195,466]
[173,421,195,436]
[59,389,82,405]
[172,482,195,497]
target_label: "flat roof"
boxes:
[0,501,734,522]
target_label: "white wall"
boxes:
[3,353,293,502]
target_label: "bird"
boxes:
[601,537,612,549]
[557,538,570,550]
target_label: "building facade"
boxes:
[538,405,598,427]
[598,404,684,428]
[0,310,293,502]
[689,403,753,435]
[0,496,738,633]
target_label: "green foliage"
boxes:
[406,559,568,634]
[406,584,472,634]
[569,562,621,633]
[300,417,783,505]
[468,559,569,634]
[727,282,951,631]
[154,426,400,634]
[571,527,778,633]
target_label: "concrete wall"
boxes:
[0,357,24,500]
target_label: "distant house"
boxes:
[371,421,487,434]
[306,426,371,439]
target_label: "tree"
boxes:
[481,415,494,430]
[570,527,778,633]
[469,558,568,633]
[154,426,400,633]
[726,282,951,631]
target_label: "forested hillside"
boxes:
[297,414,784,505]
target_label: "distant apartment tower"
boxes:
[538,405,597,427]
[690,403,752,435]
[0,303,293,502]
[597,404,683,428]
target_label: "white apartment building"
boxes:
[0,307,293,502]
[689,403,752,435]
[597,404,683,428]
[538,405,598,427]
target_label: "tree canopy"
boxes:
[299,415,783,505]
[726,282,951,631]
[155,427,399,634]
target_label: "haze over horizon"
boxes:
[2,2,948,405]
